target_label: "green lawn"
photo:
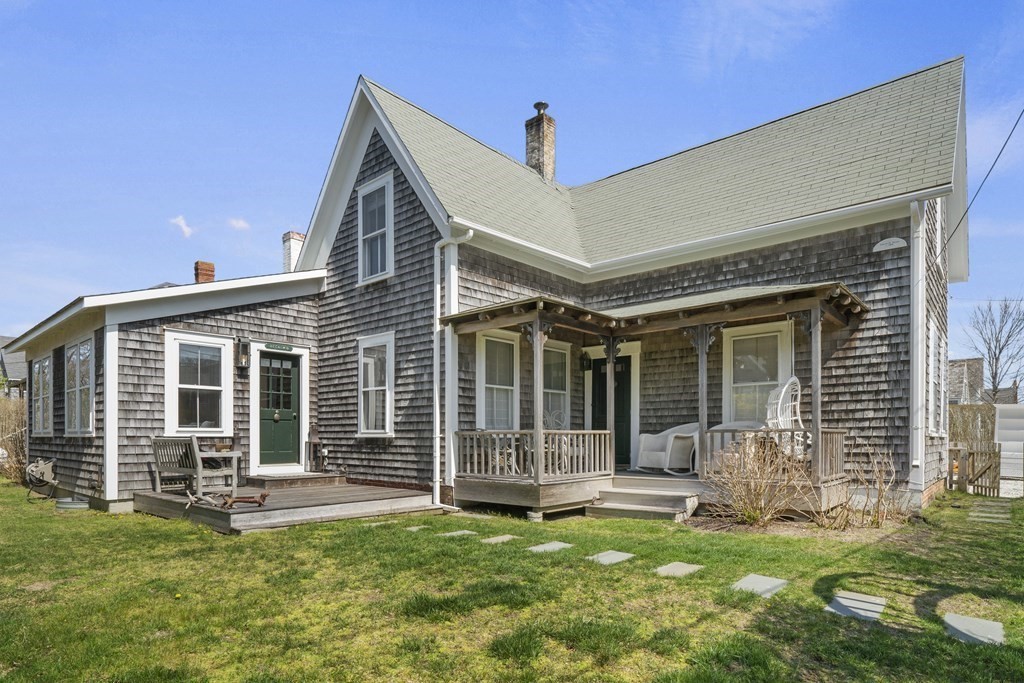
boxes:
[1,483,1022,682]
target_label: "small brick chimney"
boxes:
[194,260,215,284]
[525,101,555,181]
[282,231,306,273]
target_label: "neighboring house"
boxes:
[949,357,1019,404]
[0,335,28,399]
[5,57,968,514]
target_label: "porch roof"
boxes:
[442,281,868,336]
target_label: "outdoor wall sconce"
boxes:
[579,355,593,373]
[235,337,251,369]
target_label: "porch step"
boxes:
[611,474,706,495]
[244,473,349,490]
[586,488,699,522]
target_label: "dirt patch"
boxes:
[685,515,907,543]
[21,580,59,592]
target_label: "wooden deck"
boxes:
[134,483,436,534]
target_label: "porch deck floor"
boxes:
[134,483,436,534]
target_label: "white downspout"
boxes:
[433,226,474,506]
[909,200,925,494]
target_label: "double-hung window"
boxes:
[723,322,793,423]
[357,172,394,283]
[357,332,394,436]
[543,344,570,429]
[64,337,94,435]
[477,332,519,430]
[31,356,52,435]
[164,330,233,436]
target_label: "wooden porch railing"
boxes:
[703,428,847,486]
[455,430,613,483]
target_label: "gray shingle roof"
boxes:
[365,57,963,263]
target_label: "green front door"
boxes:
[259,353,300,466]
[591,356,632,467]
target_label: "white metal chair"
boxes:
[636,423,699,476]
[765,376,809,459]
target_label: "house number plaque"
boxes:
[265,343,293,352]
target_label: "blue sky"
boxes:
[1,0,1022,358]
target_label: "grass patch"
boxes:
[0,484,1022,681]
[488,624,545,663]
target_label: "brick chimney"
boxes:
[525,101,555,181]
[194,260,215,284]
[282,231,306,273]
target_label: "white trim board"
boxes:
[102,324,119,500]
[583,341,641,468]
[248,341,312,476]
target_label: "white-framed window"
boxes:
[164,330,234,437]
[928,319,937,435]
[31,355,53,435]
[722,321,793,423]
[476,331,519,430]
[357,171,394,284]
[357,332,395,437]
[543,341,571,429]
[64,336,94,435]
[940,336,948,435]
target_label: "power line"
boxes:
[930,102,1024,272]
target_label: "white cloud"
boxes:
[967,96,1024,181]
[169,215,194,238]
[228,217,250,231]
[681,0,837,77]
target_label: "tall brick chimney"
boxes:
[194,260,215,284]
[525,101,555,181]
[282,231,306,272]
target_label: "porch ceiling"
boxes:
[442,282,868,336]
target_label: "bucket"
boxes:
[55,497,90,511]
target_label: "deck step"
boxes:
[597,487,698,509]
[245,473,349,490]
[611,475,706,494]
[586,502,691,522]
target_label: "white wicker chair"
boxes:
[765,376,810,459]
[636,423,699,476]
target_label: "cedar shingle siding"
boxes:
[318,130,440,487]
[117,297,318,496]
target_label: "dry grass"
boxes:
[949,404,996,446]
[0,398,26,485]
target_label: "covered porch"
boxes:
[443,283,867,518]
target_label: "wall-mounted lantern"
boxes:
[235,337,251,369]
[579,355,593,373]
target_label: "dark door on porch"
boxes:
[592,356,632,467]
[259,353,300,465]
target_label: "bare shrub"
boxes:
[0,398,27,485]
[703,436,814,527]
[948,404,996,445]
[806,448,911,529]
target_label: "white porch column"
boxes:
[532,314,548,484]
[810,306,823,485]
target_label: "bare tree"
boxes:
[966,299,1024,403]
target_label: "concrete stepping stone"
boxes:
[437,530,477,537]
[944,613,1005,645]
[732,574,789,598]
[655,562,703,577]
[481,534,520,544]
[586,550,634,565]
[527,541,573,553]
[405,526,428,532]
[824,591,887,621]
[363,521,396,527]
[969,515,1011,524]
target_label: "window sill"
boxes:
[356,432,394,439]
[171,428,234,438]
[356,272,393,287]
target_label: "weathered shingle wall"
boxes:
[117,297,319,496]
[26,329,105,498]
[318,130,441,487]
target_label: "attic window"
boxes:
[357,171,394,284]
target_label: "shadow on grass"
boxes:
[401,578,558,621]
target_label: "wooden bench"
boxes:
[152,435,239,497]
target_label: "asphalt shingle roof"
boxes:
[365,57,963,263]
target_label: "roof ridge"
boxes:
[361,76,571,190]
[573,56,965,190]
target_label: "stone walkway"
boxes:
[412,520,1009,646]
